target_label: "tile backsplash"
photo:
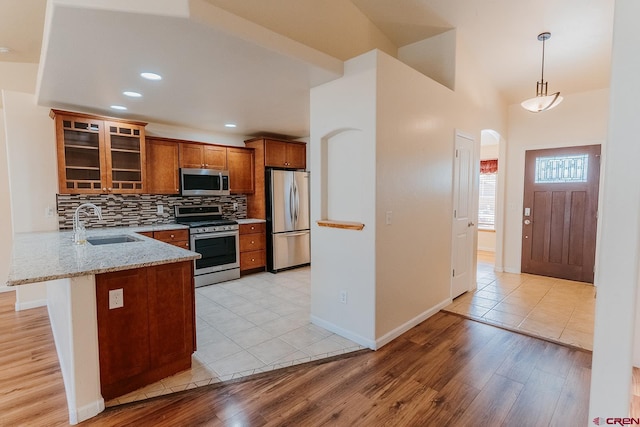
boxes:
[57,194,247,230]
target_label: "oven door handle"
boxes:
[192,230,239,240]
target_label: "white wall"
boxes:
[309,51,378,346]
[398,29,456,90]
[590,0,640,417]
[374,49,505,341]
[503,89,610,274]
[0,62,40,292]
[310,47,506,348]
[2,91,58,307]
[0,110,12,292]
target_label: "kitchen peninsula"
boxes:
[6,226,200,425]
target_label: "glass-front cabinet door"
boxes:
[55,114,107,194]
[105,121,145,193]
[52,110,147,194]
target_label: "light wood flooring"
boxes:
[0,290,592,426]
[443,251,596,350]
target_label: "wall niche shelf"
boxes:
[316,220,365,231]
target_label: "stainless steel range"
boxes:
[175,205,239,287]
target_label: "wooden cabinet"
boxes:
[146,137,180,194]
[140,228,189,249]
[52,110,147,194]
[244,137,307,218]
[96,261,194,400]
[179,143,227,169]
[154,229,190,249]
[227,147,255,194]
[264,139,306,169]
[239,222,266,272]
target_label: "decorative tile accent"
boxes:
[56,193,247,230]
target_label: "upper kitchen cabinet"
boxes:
[227,147,255,194]
[146,137,180,194]
[179,143,227,170]
[52,110,147,194]
[263,139,306,169]
[244,137,307,218]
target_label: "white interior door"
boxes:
[452,132,476,299]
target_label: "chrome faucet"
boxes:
[73,203,103,244]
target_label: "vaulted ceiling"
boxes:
[0,0,614,138]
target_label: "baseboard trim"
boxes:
[69,399,105,425]
[0,286,15,294]
[504,267,520,274]
[310,315,376,350]
[374,298,452,349]
[15,298,47,311]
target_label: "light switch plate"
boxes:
[109,289,124,309]
[157,204,164,214]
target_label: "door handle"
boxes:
[468,221,475,227]
[293,180,299,225]
[289,184,295,224]
[524,219,531,225]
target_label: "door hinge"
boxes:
[452,269,455,277]
[455,149,459,158]
[454,209,457,218]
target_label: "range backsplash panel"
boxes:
[57,194,248,230]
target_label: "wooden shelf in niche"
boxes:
[316,220,365,231]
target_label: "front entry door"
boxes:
[452,132,475,298]
[521,145,601,283]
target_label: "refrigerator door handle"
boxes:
[289,182,295,225]
[293,179,299,225]
[282,231,308,237]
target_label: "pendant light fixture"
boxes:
[521,32,563,112]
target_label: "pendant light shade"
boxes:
[521,32,563,112]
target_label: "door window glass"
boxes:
[534,154,589,183]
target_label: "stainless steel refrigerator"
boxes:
[266,169,310,272]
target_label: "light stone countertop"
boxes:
[7,225,200,286]
[236,218,266,224]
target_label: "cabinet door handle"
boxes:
[250,226,255,230]
[170,234,175,238]
[251,240,254,244]
[107,187,112,191]
[251,258,255,262]
[102,187,107,191]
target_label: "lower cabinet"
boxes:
[139,229,189,249]
[96,261,194,400]
[239,222,266,272]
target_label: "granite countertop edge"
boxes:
[7,225,200,287]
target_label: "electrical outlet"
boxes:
[339,290,348,304]
[45,206,55,218]
[385,211,393,225]
[157,204,164,214]
[233,202,238,211]
[109,289,124,309]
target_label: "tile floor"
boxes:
[443,251,596,350]
[106,266,365,406]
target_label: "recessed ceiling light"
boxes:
[0,47,10,54]
[140,72,162,81]
[110,105,127,111]
[123,91,142,98]
[224,123,237,128]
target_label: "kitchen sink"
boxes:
[87,235,142,245]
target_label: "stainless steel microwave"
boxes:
[180,168,230,196]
